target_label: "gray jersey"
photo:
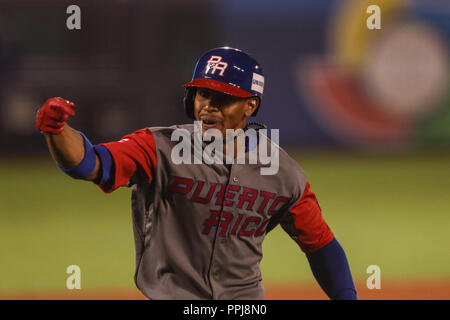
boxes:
[98,124,334,300]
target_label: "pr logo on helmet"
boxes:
[205,55,228,76]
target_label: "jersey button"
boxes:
[233,177,238,183]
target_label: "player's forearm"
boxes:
[306,238,357,300]
[44,123,84,168]
[44,124,100,181]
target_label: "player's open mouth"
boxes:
[201,119,218,129]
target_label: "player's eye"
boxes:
[212,94,239,106]
[198,89,211,99]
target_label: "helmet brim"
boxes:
[183,78,254,98]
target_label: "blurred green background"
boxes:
[1,151,449,295]
[1,0,449,299]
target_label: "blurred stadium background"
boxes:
[0,0,449,299]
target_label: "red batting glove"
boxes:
[36,97,76,134]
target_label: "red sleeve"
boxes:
[287,181,334,253]
[98,128,157,193]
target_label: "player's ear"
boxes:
[244,98,258,117]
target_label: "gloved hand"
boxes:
[36,97,76,134]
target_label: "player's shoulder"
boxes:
[266,142,306,189]
[146,123,194,137]
[259,134,305,172]
[278,146,301,166]
[279,146,306,176]
[144,124,195,151]
[117,124,193,145]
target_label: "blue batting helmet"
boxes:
[183,47,264,119]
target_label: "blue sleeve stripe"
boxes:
[57,131,97,180]
[93,145,113,185]
[306,237,357,300]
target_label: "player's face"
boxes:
[193,88,258,136]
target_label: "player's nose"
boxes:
[202,103,220,113]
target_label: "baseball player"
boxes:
[36,47,357,300]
